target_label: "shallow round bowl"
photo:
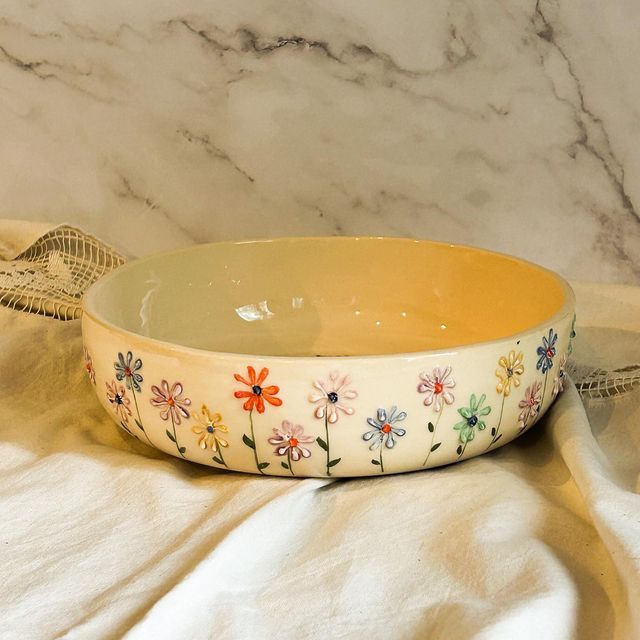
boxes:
[81,237,576,477]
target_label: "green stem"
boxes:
[132,386,154,447]
[541,369,549,412]
[423,403,445,466]
[249,409,264,474]
[171,413,185,458]
[216,443,228,468]
[324,413,331,477]
[379,445,384,473]
[487,394,506,450]
[288,448,294,476]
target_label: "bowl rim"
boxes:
[82,236,576,362]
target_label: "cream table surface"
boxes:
[1,228,639,640]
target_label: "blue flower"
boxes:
[114,351,143,392]
[363,406,407,450]
[536,329,557,373]
[568,314,576,355]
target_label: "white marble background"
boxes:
[0,0,638,282]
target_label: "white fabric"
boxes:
[1,228,639,640]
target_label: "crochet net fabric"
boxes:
[0,224,125,321]
[0,223,636,399]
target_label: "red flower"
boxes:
[234,366,282,413]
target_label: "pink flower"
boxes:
[309,372,358,423]
[150,380,191,424]
[417,366,455,412]
[84,348,96,385]
[552,354,567,398]
[518,380,542,430]
[268,421,315,461]
[105,380,132,422]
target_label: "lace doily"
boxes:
[0,224,125,321]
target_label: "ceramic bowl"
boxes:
[81,237,575,477]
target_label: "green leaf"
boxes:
[430,442,441,453]
[493,434,503,444]
[120,422,132,435]
[456,445,463,456]
[178,446,186,454]
[491,427,496,436]
[257,462,270,470]
[242,434,255,449]
[166,429,176,442]
[316,436,328,451]
[212,456,223,465]
[328,458,341,467]
[281,462,290,470]
[371,459,381,465]
[427,422,434,433]
[135,419,144,430]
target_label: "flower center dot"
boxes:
[167,397,175,406]
[434,381,443,394]
[252,385,262,396]
[207,426,214,433]
[467,415,478,427]
[381,423,392,433]
[124,367,132,376]
[507,368,513,376]
[327,392,338,403]
[289,437,299,447]
[546,348,554,358]
[115,394,123,405]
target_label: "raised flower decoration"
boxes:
[150,380,191,457]
[496,351,524,396]
[234,366,282,474]
[233,366,282,414]
[309,371,358,476]
[114,350,152,446]
[268,421,315,476]
[114,351,143,392]
[105,380,132,426]
[309,372,358,423]
[568,314,577,355]
[454,394,491,457]
[192,405,229,466]
[552,354,567,399]
[418,366,455,466]
[536,329,557,374]
[84,348,96,385]
[363,406,407,473]
[417,366,455,412]
[488,350,525,450]
[537,328,558,409]
[518,380,542,432]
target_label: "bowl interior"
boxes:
[83,238,570,357]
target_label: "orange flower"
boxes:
[233,366,282,413]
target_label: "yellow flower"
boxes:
[496,350,524,396]
[192,405,229,452]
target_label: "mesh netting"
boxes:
[0,225,125,321]
[568,363,640,400]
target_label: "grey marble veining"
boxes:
[0,1,638,282]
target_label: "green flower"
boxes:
[453,394,491,443]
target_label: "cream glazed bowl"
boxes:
[81,237,576,477]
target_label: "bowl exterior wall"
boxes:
[82,310,575,477]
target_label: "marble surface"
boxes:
[0,1,638,282]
